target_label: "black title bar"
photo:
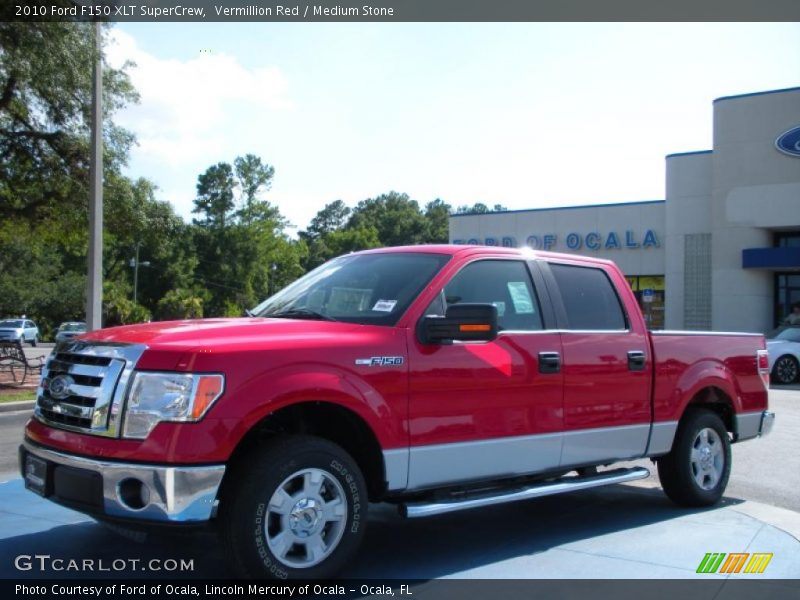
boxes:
[3,0,800,22]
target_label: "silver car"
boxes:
[55,321,88,344]
[0,319,39,346]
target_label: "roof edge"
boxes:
[449,200,665,218]
[666,150,713,159]
[713,86,800,104]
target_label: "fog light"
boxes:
[117,478,150,510]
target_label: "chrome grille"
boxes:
[35,341,146,437]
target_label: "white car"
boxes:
[55,321,87,343]
[767,327,800,385]
[0,318,39,346]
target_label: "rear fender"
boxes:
[675,359,742,423]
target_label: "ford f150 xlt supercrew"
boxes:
[20,245,774,579]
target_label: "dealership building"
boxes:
[449,86,800,333]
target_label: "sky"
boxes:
[107,23,800,235]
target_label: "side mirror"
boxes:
[419,303,498,345]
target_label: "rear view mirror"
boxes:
[419,303,498,345]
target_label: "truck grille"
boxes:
[35,341,145,437]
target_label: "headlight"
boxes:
[122,372,224,439]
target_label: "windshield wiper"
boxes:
[266,308,337,322]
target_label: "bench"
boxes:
[0,340,45,387]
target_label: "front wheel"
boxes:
[771,355,799,385]
[219,435,368,579]
[657,408,731,507]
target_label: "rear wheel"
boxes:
[771,355,799,385]
[30,335,37,347]
[219,435,367,579]
[657,408,731,507]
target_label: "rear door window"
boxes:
[549,264,627,330]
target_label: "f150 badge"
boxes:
[355,356,404,366]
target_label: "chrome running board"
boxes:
[400,466,650,518]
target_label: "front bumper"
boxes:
[734,410,775,442]
[19,440,225,523]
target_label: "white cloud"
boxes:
[105,29,291,168]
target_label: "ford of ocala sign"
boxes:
[775,125,800,157]
[452,229,660,251]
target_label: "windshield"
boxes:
[0,320,23,328]
[59,323,86,332]
[252,252,451,326]
[773,328,800,343]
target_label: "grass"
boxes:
[0,389,36,403]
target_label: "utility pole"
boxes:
[86,21,103,331]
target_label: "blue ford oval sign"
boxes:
[775,125,800,157]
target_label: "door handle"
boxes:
[538,351,561,374]
[627,350,646,371]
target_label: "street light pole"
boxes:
[133,243,140,305]
[130,242,151,305]
[86,21,103,331]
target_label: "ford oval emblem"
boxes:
[775,125,800,157]
[48,374,74,400]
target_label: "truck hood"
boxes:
[83,317,367,350]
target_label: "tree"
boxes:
[193,163,236,228]
[455,202,508,214]
[302,200,351,240]
[190,155,305,316]
[347,191,428,247]
[234,154,278,225]
[0,22,137,225]
[156,288,205,320]
[423,198,452,243]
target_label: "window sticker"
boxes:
[507,282,535,314]
[372,299,398,312]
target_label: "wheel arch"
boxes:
[222,400,389,502]
[684,385,736,433]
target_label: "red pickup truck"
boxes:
[21,245,774,579]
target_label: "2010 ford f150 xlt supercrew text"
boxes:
[20,245,774,578]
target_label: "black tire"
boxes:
[657,408,731,507]
[771,355,799,385]
[219,435,368,579]
[30,335,37,347]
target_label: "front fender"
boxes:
[220,362,406,453]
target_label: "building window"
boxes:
[684,233,712,331]
[625,275,665,330]
[773,233,800,328]
[775,274,800,327]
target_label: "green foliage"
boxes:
[0,22,475,332]
[191,154,305,316]
[102,280,151,327]
[423,198,451,243]
[347,191,428,247]
[156,288,204,321]
[455,202,508,214]
[300,194,454,269]
[0,22,137,225]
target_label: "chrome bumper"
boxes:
[20,441,225,523]
[759,410,775,437]
[734,410,775,441]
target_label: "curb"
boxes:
[0,401,35,413]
